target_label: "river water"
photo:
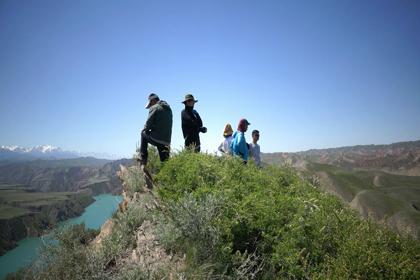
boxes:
[0,194,123,279]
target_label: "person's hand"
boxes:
[200,127,207,133]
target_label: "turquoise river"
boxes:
[0,194,123,279]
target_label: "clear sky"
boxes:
[1,0,419,158]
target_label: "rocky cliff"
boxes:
[0,157,133,194]
[0,158,133,256]
[0,193,94,255]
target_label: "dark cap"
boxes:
[145,93,159,109]
[238,118,250,132]
[182,94,198,104]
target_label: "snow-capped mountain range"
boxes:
[2,145,63,153]
[0,145,120,160]
[0,145,80,160]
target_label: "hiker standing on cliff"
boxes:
[139,93,173,166]
[230,119,251,163]
[181,94,207,152]
[249,129,261,167]
[218,123,233,154]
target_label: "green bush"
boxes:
[119,165,146,196]
[100,194,154,263]
[115,266,168,280]
[9,224,108,280]
[154,193,227,269]
[9,193,155,280]
[134,146,162,174]
[155,150,420,279]
[12,150,419,279]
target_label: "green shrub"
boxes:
[115,266,167,280]
[9,194,155,280]
[10,224,109,280]
[134,146,162,174]
[13,151,420,279]
[119,165,146,196]
[100,194,154,263]
[154,193,227,266]
[155,151,420,279]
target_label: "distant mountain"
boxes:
[0,144,133,194]
[0,145,80,161]
[0,157,133,194]
[262,139,420,238]
[263,139,420,175]
[0,145,121,161]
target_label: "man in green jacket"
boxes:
[139,93,173,166]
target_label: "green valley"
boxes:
[263,140,420,239]
[305,162,420,237]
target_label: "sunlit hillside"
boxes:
[8,151,420,279]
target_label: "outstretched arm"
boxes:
[218,142,225,153]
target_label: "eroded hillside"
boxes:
[0,158,132,194]
[8,151,420,279]
[262,140,420,239]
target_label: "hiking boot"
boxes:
[140,163,146,172]
[135,155,147,166]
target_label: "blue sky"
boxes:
[1,0,419,158]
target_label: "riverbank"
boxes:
[0,191,95,256]
[0,194,122,279]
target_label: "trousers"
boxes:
[140,130,170,164]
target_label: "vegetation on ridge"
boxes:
[8,150,420,279]
[155,151,420,278]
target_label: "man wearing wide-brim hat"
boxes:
[181,94,207,152]
[139,93,173,165]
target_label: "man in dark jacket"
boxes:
[181,94,207,152]
[139,93,173,165]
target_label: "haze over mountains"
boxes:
[263,139,420,238]
[0,147,133,254]
[0,158,131,194]
[1,140,419,239]
[0,145,134,195]
[263,139,420,176]
[0,145,120,161]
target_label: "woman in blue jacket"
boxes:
[230,119,251,163]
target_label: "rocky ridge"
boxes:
[0,158,132,194]
[90,165,185,277]
[263,139,420,175]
